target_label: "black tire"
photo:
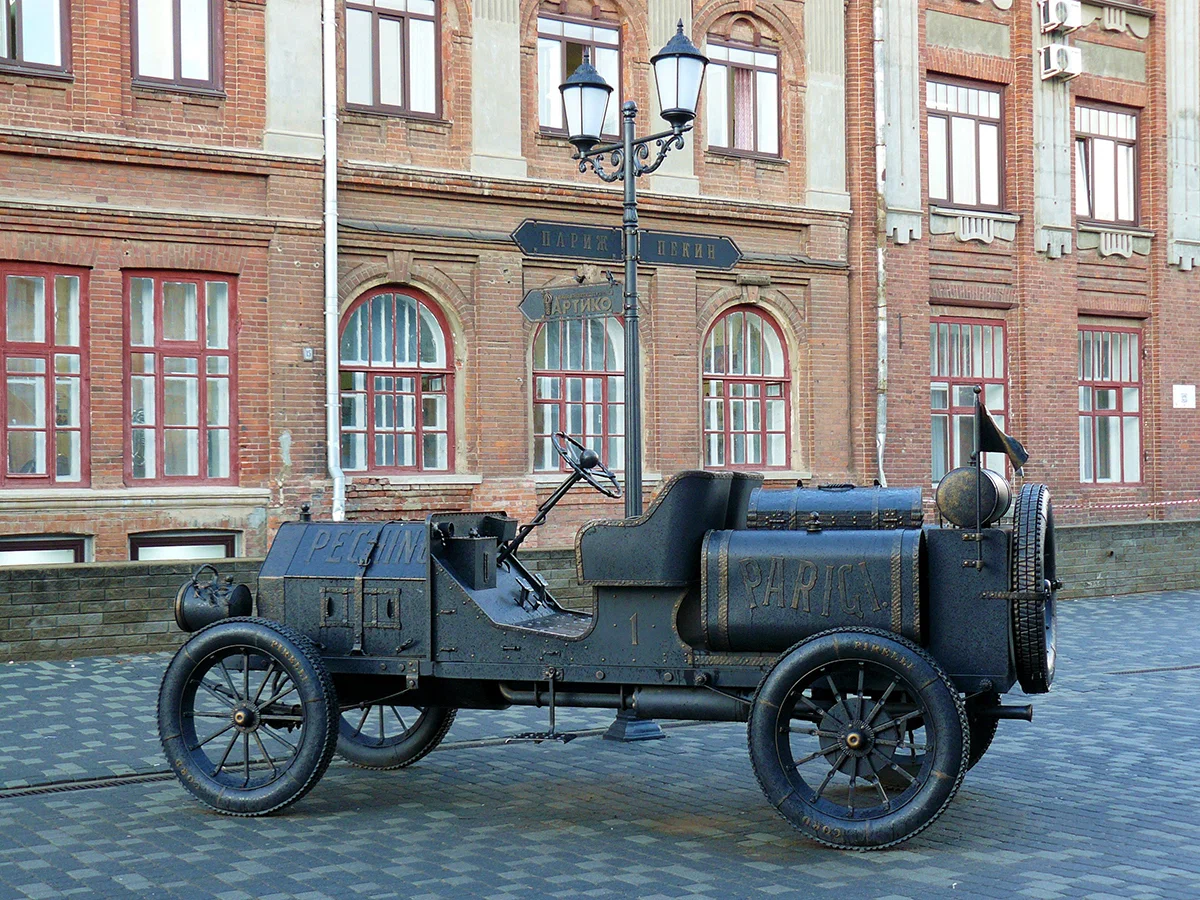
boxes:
[747,628,968,850]
[158,617,339,816]
[881,689,999,782]
[965,692,1000,769]
[1011,484,1057,694]
[337,705,457,770]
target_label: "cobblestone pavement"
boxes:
[2,591,1199,899]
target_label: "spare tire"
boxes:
[1010,484,1057,694]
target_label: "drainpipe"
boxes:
[323,0,346,520]
[872,0,889,488]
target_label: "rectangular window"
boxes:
[0,535,86,565]
[705,41,779,157]
[0,265,87,487]
[532,316,624,472]
[129,531,236,560]
[345,0,439,115]
[930,317,1008,483]
[538,15,620,137]
[1075,104,1138,225]
[926,80,1003,210]
[1079,326,1141,484]
[125,273,236,484]
[1,0,69,73]
[133,0,220,90]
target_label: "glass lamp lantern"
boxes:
[650,21,708,129]
[560,54,614,154]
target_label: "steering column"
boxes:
[497,432,621,565]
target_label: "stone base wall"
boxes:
[3,523,1197,660]
[0,551,590,662]
[1056,520,1200,599]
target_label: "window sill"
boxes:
[132,80,227,102]
[535,129,621,149]
[0,65,73,85]
[343,108,449,128]
[1077,222,1153,258]
[704,149,787,166]
[0,486,270,511]
[532,471,661,488]
[345,473,483,487]
[929,206,1019,244]
[753,469,814,483]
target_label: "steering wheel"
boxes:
[552,432,622,499]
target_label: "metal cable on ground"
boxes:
[0,720,716,800]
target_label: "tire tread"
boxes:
[158,616,340,817]
[746,626,969,850]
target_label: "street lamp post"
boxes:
[560,22,707,518]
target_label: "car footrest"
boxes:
[504,731,578,745]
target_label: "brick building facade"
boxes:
[0,0,1194,566]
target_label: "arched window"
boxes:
[339,288,453,472]
[702,306,788,468]
[532,316,624,472]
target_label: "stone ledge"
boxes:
[1169,238,1200,271]
[930,207,1020,244]
[1077,223,1153,258]
[887,208,923,245]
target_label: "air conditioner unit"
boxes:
[1040,0,1083,32]
[1040,43,1083,80]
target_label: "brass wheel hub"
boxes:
[232,705,259,732]
[839,722,875,758]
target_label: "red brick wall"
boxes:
[0,0,267,147]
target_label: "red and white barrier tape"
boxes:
[1055,496,1200,512]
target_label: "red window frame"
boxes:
[0,0,72,76]
[123,271,238,486]
[930,316,1008,483]
[338,287,455,474]
[344,0,442,118]
[131,0,224,92]
[532,315,625,473]
[1078,326,1141,484]
[702,305,790,470]
[129,530,236,560]
[0,263,89,488]
[0,535,86,564]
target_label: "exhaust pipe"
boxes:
[973,703,1034,721]
[496,684,749,723]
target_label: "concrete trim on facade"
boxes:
[264,0,324,158]
[1081,1,1153,38]
[1032,11,1074,258]
[647,0,700,196]
[929,207,1020,243]
[882,0,924,244]
[925,11,1011,58]
[1167,0,1200,270]
[805,0,849,212]
[1076,40,1146,82]
[1077,224,1154,258]
[471,0,527,179]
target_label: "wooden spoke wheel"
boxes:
[158,617,339,816]
[337,704,456,770]
[748,628,968,850]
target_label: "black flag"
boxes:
[977,398,1029,474]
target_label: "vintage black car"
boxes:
[158,433,1057,850]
